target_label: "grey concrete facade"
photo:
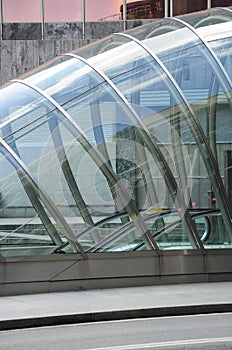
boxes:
[0,20,151,86]
[0,39,91,85]
[1,250,232,296]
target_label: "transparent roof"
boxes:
[0,7,232,258]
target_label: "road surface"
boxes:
[1,312,232,349]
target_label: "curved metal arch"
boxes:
[194,15,232,28]
[173,17,232,164]
[146,24,177,38]
[0,136,87,258]
[221,7,232,14]
[13,79,160,254]
[173,17,232,90]
[115,31,232,242]
[193,7,232,28]
[66,53,205,251]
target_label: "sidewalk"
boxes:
[1,281,232,331]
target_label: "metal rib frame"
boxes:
[66,53,205,251]
[47,114,94,227]
[13,79,160,255]
[1,123,64,248]
[221,7,232,14]
[115,31,232,243]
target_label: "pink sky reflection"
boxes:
[2,0,136,22]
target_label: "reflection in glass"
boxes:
[209,37,232,81]
[0,146,60,257]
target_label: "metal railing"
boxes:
[0,0,214,40]
[0,0,2,40]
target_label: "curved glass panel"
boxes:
[159,41,232,180]
[73,35,131,60]
[124,18,184,41]
[0,82,54,138]
[209,37,232,81]
[23,54,203,250]
[177,7,232,28]
[92,35,232,248]
[105,54,208,208]
[89,40,153,80]
[72,52,206,250]
[0,145,61,256]
[2,84,158,251]
[26,54,174,215]
[2,96,105,225]
[124,19,199,59]
[24,56,104,106]
[196,21,232,43]
[40,68,173,218]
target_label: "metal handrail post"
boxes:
[123,0,127,31]
[41,0,44,40]
[165,0,169,17]
[170,0,173,17]
[0,0,3,40]
[207,0,211,9]
[82,0,85,39]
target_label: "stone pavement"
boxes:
[0,281,232,331]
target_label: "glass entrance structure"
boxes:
[0,7,232,294]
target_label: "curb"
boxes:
[1,303,232,331]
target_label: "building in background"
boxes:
[120,1,164,20]
[1,0,232,23]
[2,0,122,22]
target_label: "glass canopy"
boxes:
[0,7,232,257]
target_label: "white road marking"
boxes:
[87,337,232,349]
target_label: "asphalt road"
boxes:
[1,313,232,350]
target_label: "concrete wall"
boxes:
[1,250,232,296]
[0,39,92,85]
[0,20,151,86]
